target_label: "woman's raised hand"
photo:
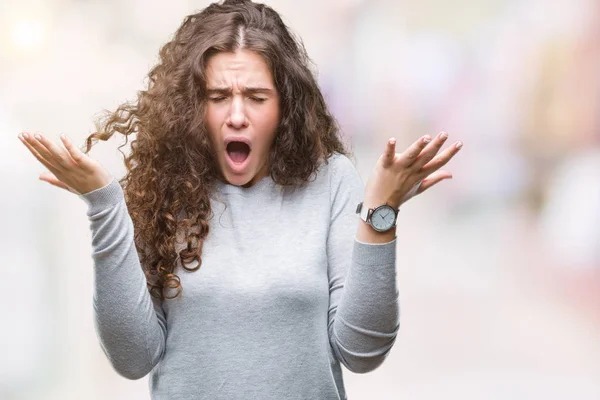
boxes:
[364,131,462,210]
[18,132,113,195]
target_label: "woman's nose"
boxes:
[226,97,249,129]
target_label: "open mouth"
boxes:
[226,141,251,164]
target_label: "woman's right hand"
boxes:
[18,131,113,195]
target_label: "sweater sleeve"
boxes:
[78,178,167,380]
[326,155,400,374]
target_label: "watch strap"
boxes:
[355,202,370,222]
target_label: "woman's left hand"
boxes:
[363,131,463,210]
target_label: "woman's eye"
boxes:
[210,96,227,102]
[249,97,267,103]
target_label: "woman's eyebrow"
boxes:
[206,87,274,95]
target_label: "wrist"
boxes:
[356,219,396,244]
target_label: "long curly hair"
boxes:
[83,0,349,300]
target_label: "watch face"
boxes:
[370,205,396,232]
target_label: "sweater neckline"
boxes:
[216,175,276,196]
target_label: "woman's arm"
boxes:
[81,178,167,380]
[327,133,461,373]
[326,154,399,374]
[18,131,168,379]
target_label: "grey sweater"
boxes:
[79,153,399,400]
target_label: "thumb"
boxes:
[39,172,79,194]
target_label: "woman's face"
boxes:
[205,49,280,187]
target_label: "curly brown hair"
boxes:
[83,0,349,300]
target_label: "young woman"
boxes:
[18,1,462,398]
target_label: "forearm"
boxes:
[330,238,399,373]
[82,179,166,379]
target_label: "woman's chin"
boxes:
[221,167,256,187]
[226,175,253,187]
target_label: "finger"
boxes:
[382,137,396,167]
[412,131,449,169]
[399,135,432,167]
[417,170,453,194]
[60,134,91,168]
[39,172,77,193]
[19,133,61,175]
[31,132,75,170]
[419,140,463,174]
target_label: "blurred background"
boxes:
[2,0,599,399]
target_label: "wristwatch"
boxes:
[355,202,398,233]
